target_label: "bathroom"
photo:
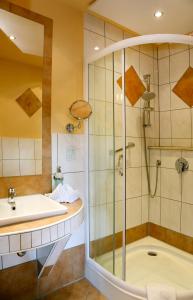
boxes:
[0,0,193,299]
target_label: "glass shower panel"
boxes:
[88,54,115,275]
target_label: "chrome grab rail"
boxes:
[115,142,135,153]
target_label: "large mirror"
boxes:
[0,8,44,177]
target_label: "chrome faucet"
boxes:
[8,187,16,210]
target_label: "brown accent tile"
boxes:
[149,222,193,255]
[90,223,148,258]
[172,66,193,107]
[117,66,146,106]
[0,0,52,197]
[42,279,107,300]
[0,261,37,300]
[16,88,42,117]
[38,244,85,298]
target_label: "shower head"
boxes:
[142,91,156,101]
[142,74,156,101]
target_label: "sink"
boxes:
[0,194,68,226]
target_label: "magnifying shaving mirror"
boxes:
[66,99,92,133]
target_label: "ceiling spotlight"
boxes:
[154,10,163,18]
[9,35,16,40]
[94,46,100,51]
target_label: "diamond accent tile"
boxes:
[16,88,42,117]
[117,66,146,106]
[172,67,193,107]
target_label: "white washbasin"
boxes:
[0,194,68,226]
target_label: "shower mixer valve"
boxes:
[175,158,189,174]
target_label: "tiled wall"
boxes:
[149,44,193,238]
[86,13,159,243]
[158,44,193,147]
[0,137,42,177]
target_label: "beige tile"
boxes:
[115,201,122,233]
[140,44,154,57]
[140,53,154,84]
[105,69,113,102]
[171,109,191,139]
[182,151,193,171]
[158,44,169,59]
[19,138,35,159]
[94,67,106,101]
[126,167,141,198]
[84,14,104,35]
[105,23,123,41]
[149,196,160,225]
[169,44,189,55]
[20,159,36,176]
[126,137,141,168]
[149,149,161,167]
[161,150,181,169]
[142,166,148,195]
[160,111,171,139]
[94,100,106,135]
[159,57,169,85]
[126,197,142,229]
[182,171,193,205]
[84,30,105,59]
[161,198,181,231]
[35,159,42,175]
[159,84,170,111]
[142,195,149,223]
[170,51,189,82]
[125,47,140,74]
[114,72,122,104]
[181,203,193,237]
[150,166,160,196]
[114,103,122,136]
[3,160,20,177]
[172,139,191,147]
[35,138,42,159]
[126,107,142,137]
[161,168,181,201]
[2,137,19,159]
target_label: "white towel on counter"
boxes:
[147,284,176,300]
[47,183,79,203]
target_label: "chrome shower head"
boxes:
[142,91,156,101]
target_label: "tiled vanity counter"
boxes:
[0,199,84,255]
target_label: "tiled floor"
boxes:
[42,278,107,300]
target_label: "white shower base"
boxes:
[96,237,193,292]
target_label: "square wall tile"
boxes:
[35,139,42,159]
[170,51,189,82]
[19,138,34,159]
[126,197,142,229]
[169,44,189,55]
[105,23,123,41]
[142,195,148,224]
[159,57,169,85]
[125,47,140,74]
[140,53,154,84]
[161,150,181,169]
[51,133,58,174]
[2,137,19,159]
[3,160,20,177]
[115,201,123,233]
[182,171,193,205]
[161,198,181,232]
[84,14,104,35]
[94,100,106,135]
[149,197,160,225]
[63,171,85,200]
[161,168,181,201]
[126,167,141,198]
[181,203,193,237]
[126,137,141,168]
[171,82,189,110]
[171,109,191,139]
[35,160,42,175]
[158,44,169,59]
[84,30,105,59]
[20,160,35,176]
[94,67,106,101]
[126,107,142,137]
[182,151,193,171]
[159,84,170,111]
[160,111,171,139]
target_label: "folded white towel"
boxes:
[48,183,79,203]
[147,284,176,300]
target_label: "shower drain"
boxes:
[147,251,158,256]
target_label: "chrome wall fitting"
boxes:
[175,158,189,173]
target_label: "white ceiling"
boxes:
[89,0,193,35]
[0,9,44,57]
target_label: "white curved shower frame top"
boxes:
[87,33,193,64]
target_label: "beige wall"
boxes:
[10,0,84,133]
[0,58,42,138]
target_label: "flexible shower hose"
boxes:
[143,111,160,198]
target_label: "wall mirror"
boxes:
[0,1,52,196]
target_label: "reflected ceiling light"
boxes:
[154,10,163,18]
[9,35,16,40]
[94,46,100,51]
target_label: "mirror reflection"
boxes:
[0,9,44,177]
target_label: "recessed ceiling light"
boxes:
[154,10,163,18]
[94,46,100,51]
[9,35,16,40]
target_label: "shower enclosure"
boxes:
[87,35,193,299]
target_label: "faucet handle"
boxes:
[8,187,16,197]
